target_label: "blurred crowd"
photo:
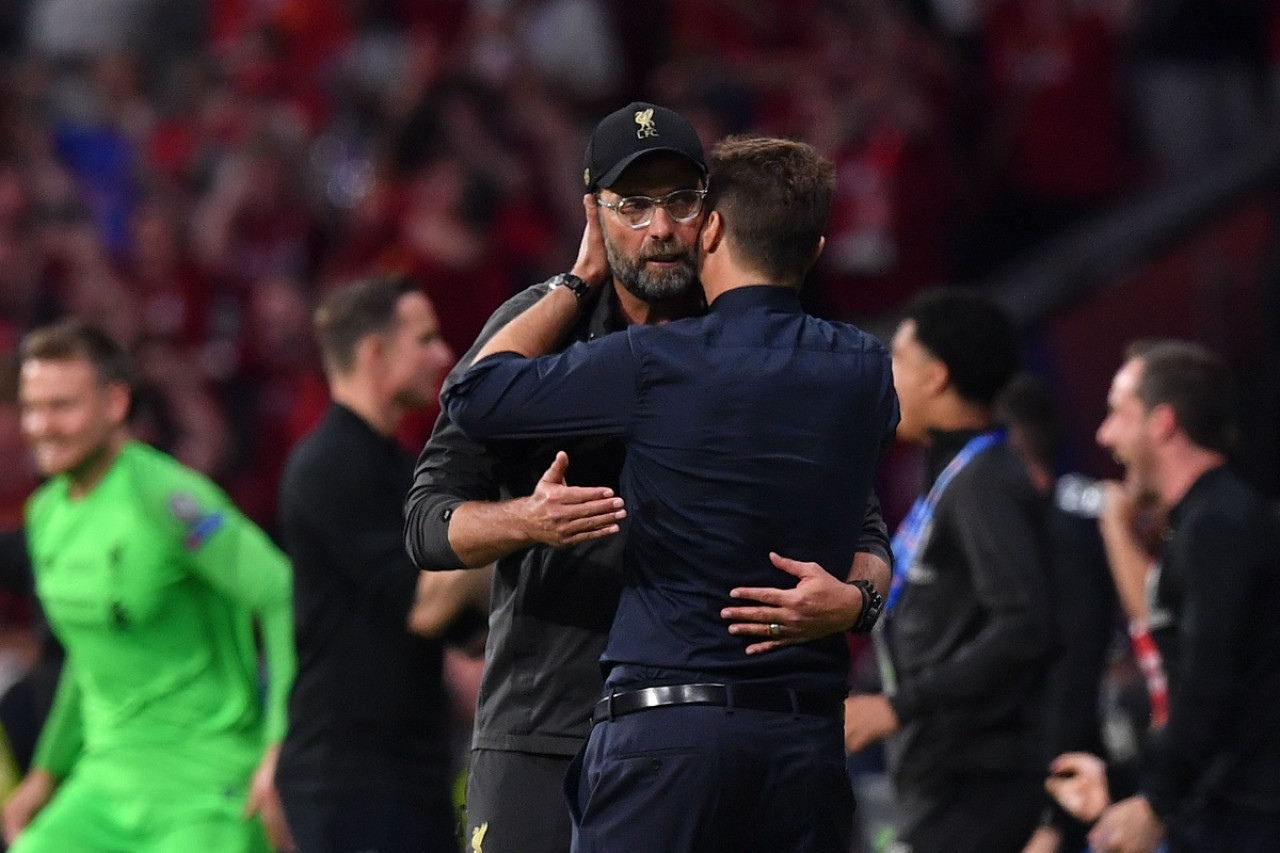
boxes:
[1,0,1279,537]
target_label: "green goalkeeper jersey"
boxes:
[24,440,295,794]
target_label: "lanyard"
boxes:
[887,430,1005,611]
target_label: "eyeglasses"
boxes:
[596,187,709,229]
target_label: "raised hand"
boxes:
[1045,751,1110,823]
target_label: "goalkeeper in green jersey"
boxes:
[2,319,297,852]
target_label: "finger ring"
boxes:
[769,622,782,637]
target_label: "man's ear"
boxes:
[922,357,949,397]
[700,210,724,254]
[355,332,384,368]
[105,382,131,426]
[792,235,826,281]
[1147,402,1178,443]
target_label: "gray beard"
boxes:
[605,233,698,304]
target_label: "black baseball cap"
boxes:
[583,102,707,191]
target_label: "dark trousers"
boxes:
[568,704,852,853]
[278,784,459,853]
[893,769,1043,853]
[464,748,576,853]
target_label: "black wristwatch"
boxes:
[848,579,884,634]
[547,272,592,302]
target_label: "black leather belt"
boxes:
[591,683,843,725]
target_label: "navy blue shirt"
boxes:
[445,285,898,694]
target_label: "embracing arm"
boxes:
[469,195,611,364]
[406,431,624,573]
[428,452,625,570]
[406,203,621,570]
[27,667,81,778]
[403,406,553,571]
[406,361,624,572]
[442,190,644,445]
[722,494,892,654]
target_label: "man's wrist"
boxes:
[847,579,883,633]
[549,272,594,302]
[510,494,543,546]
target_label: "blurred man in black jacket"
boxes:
[1054,340,1280,853]
[275,277,489,853]
[997,373,1122,852]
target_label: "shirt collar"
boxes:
[330,401,401,452]
[1167,464,1229,527]
[925,427,988,486]
[581,281,627,341]
[708,284,803,315]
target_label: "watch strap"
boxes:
[548,272,592,302]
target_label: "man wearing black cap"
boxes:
[406,105,892,853]
[441,134,897,852]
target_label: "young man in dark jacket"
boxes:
[844,288,1055,853]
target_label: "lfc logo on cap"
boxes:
[634,108,657,139]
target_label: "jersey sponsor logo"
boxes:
[471,821,488,853]
[168,491,225,551]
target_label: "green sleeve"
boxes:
[30,663,83,779]
[145,465,297,746]
[187,505,296,745]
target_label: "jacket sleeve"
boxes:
[855,493,891,567]
[404,287,547,571]
[443,332,639,444]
